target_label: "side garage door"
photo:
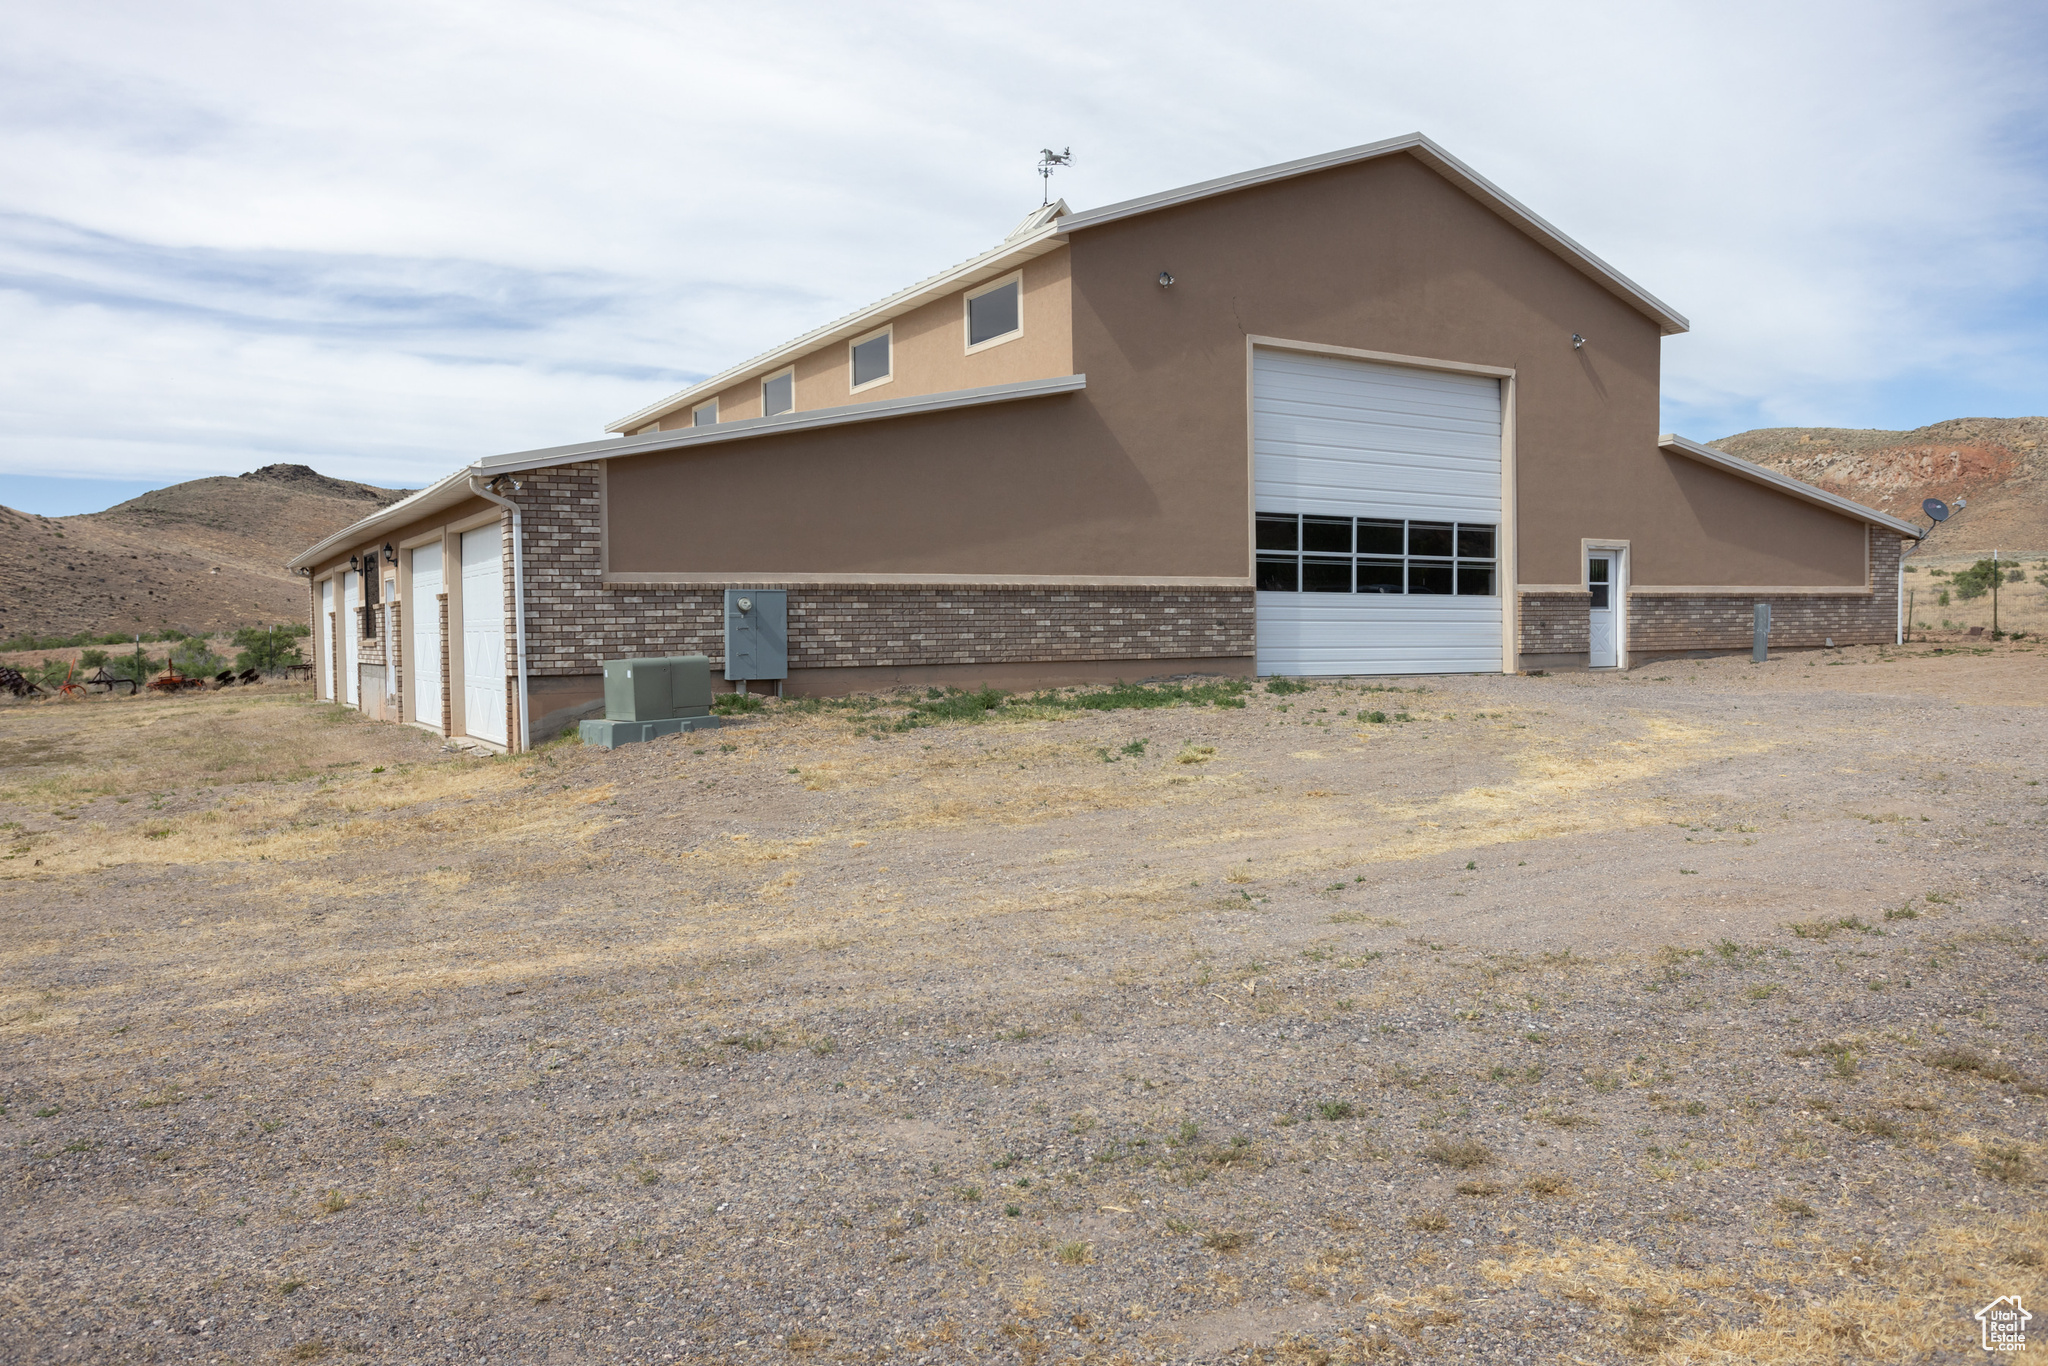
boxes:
[1253,348,1503,675]
[410,542,442,729]
[460,527,508,746]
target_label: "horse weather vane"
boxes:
[1038,146,1073,205]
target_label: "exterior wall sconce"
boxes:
[382,543,396,564]
[347,554,361,572]
[1158,271,1174,288]
[1572,334,1586,349]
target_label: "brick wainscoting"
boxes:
[516,464,1255,686]
[1518,592,1591,661]
[1630,532,1904,654]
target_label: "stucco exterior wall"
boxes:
[668,250,1073,429]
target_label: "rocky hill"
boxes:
[1708,416,2047,556]
[0,465,411,643]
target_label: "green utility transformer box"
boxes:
[579,654,722,749]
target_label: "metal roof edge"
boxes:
[1658,433,1923,538]
[292,376,1088,569]
[605,227,1069,433]
[1056,133,1690,336]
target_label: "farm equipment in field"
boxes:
[52,664,87,699]
[83,666,137,696]
[0,666,45,698]
[146,668,206,694]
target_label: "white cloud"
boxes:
[1,0,2043,488]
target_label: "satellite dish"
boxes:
[1922,498,1950,522]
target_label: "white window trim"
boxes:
[963,271,1024,354]
[692,398,719,426]
[848,325,895,394]
[761,368,796,416]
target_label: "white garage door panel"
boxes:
[460,529,507,746]
[410,542,442,728]
[319,579,334,700]
[342,575,360,706]
[1253,348,1504,676]
[1257,596,1502,675]
[1254,350,1502,520]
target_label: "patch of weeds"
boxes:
[1422,1137,1494,1169]
[32,1105,59,1119]
[1927,1046,2042,1092]
[1837,1114,1900,1139]
[317,1190,348,1215]
[1455,1180,1503,1197]
[954,1185,982,1203]
[1054,1241,1090,1266]
[717,1034,773,1052]
[1175,744,1217,764]
[1274,1114,1299,1127]
[1405,1211,1449,1231]
[1004,1204,1022,1218]
[1266,679,1311,694]
[1747,983,1778,1001]
[1315,1100,1356,1121]
[279,1279,307,1296]
[712,692,764,714]
[1885,905,1919,921]
[1977,1144,2033,1183]
[1119,739,1148,757]
[1201,1229,1246,1252]
[1524,1174,1572,1197]
[1787,915,1881,941]
[1772,1195,1817,1218]
[1329,912,1402,926]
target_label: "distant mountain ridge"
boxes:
[0,465,411,643]
[1708,417,2047,554]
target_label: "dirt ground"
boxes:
[1,643,2043,1365]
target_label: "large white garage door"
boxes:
[1253,348,1503,675]
[460,528,507,746]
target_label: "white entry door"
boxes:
[411,542,443,728]
[1252,348,1504,675]
[1588,553,1618,667]
[460,528,508,746]
[319,578,334,700]
[342,573,360,705]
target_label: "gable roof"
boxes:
[608,133,1690,433]
[1659,433,1923,538]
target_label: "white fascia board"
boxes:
[1658,433,1923,539]
[606,230,1068,433]
[1057,133,1691,337]
[292,375,1088,569]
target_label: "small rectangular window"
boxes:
[1302,516,1351,554]
[1255,514,1298,551]
[967,279,1020,348]
[1302,558,1351,592]
[692,400,718,427]
[1357,519,1403,556]
[1456,524,1495,559]
[1408,562,1455,595]
[762,371,793,417]
[851,331,891,389]
[1408,522,1454,558]
[1357,559,1403,593]
[1457,563,1497,596]
[1255,557,1299,592]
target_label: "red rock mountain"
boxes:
[1708,417,2047,555]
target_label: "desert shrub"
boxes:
[233,624,308,673]
[170,637,228,676]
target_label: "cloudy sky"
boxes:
[2,0,2044,514]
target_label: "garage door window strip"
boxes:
[1255,514,1496,595]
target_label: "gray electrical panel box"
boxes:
[580,654,720,749]
[602,655,713,721]
[724,589,788,681]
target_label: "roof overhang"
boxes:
[292,374,1088,570]
[609,133,1688,435]
[1658,433,1923,539]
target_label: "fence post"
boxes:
[1752,602,1771,663]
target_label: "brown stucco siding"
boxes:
[519,464,1250,675]
[1632,456,1870,587]
[668,250,1074,430]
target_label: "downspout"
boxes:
[469,475,531,753]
